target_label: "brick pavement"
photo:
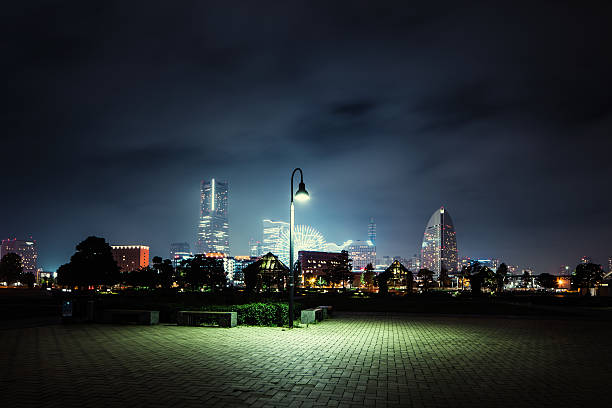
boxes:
[1,313,610,407]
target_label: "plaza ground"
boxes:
[2,313,611,407]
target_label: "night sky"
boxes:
[3,1,611,273]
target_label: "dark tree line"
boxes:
[0,252,35,287]
[57,236,120,289]
[459,262,509,296]
[571,263,604,295]
[56,236,227,291]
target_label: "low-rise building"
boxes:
[111,245,149,272]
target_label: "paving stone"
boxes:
[1,313,611,407]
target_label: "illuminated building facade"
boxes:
[1,238,38,275]
[458,257,473,271]
[421,207,458,275]
[249,238,263,258]
[196,179,229,254]
[170,242,192,267]
[348,240,376,271]
[580,255,592,264]
[409,254,421,271]
[507,265,519,274]
[298,250,349,281]
[111,245,149,272]
[262,219,289,257]
[608,257,612,273]
[460,258,499,271]
[233,255,257,285]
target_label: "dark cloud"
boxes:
[331,101,376,117]
[2,0,612,272]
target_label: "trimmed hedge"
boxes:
[200,302,302,326]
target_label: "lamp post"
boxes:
[289,168,309,328]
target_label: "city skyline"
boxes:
[2,184,611,275]
[2,2,611,273]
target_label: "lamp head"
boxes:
[295,181,310,202]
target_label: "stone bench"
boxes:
[317,305,333,319]
[301,308,323,325]
[103,309,159,325]
[177,311,237,328]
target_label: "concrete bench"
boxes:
[317,305,333,319]
[301,308,323,325]
[177,311,237,328]
[103,309,159,325]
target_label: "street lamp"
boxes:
[289,168,309,328]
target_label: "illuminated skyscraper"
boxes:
[196,179,229,254]
[368,217,376,246]
[1,238,38,275]
[262,219,289,256]
[421,207,458,275]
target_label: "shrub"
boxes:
[200,302,301,326]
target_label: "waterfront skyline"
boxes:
[2,1,611,273]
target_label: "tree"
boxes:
[459,266,470,291]
[376,269,392,295]
[493,263,509,293]
[417,269,434,293]
[363,263,375,289]
[0,253,23,285]
[405,270,414,292]
[571,263,604,296]
[123,266,157,289]
[243,261,260,292]
[438,268,451,288]
[21,272,35,288]
[57,236,120,289]
[535,273,556,290]
[324,265,352,289]
[182,255,227,291]
[463,262,493,296]
[153,257,175,289]
[294,260,302,289]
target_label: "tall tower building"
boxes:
[196,179,229,254]
[262,219,289,256]
[368,217,376,246]
[421,207,458,275]
[1,238,38,275]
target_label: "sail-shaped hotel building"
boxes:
[421,207,458,275]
